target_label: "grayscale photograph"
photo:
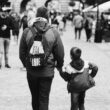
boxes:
[0,0,109,110]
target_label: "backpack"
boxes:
[28,27,50,67]
[67,68,95,93]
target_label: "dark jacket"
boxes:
[19,17,64,77]
[0,15,13,38]
[60,59,98,81]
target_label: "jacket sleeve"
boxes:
[52,29,64,69]
[19,28,28,67]
[59,70,72,82]
[89,62,98,78]
[44,28,64,69]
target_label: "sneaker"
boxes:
[5,64,11,68]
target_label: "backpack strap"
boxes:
[29,26,37,39]
[25,27,37,51]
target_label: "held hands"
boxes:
[58,66,72,82]
[57,65,66,73]
[57,67,62,73]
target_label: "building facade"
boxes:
[9,0,69,13]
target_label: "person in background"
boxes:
[20,11,28,31]
[73,12,83,40]
[11,12,21,44]
[50,9,59,29]
[27,9,36,27]
[0,8,14,68]
[84,15,93,42]
[19,6,64,110]
[62,13,67,31]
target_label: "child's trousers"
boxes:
[71,91,85,110]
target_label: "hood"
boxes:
[70,58,84,71]
[31,17,49,33]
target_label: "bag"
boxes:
[28,27,48,67]
[67,68,95,93]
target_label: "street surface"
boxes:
[0,21,110,110]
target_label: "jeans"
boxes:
[27,74,53,110]
[71,92,85,110]
[74,28,82,39]
[0,38,10,66]
[85,29,92,42]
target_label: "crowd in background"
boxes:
[1,0,110,69]
[0,1,100,46]
[0,2,98,69]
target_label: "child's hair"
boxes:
[70,47,82,60]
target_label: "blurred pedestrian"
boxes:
[73,12,83,40]
[60,47,98,110]
[19,6,64,110]
[27,9,36,27]
[50,10,59,28]
[11,12,21,44]
[0,9,14,68]
[62,13,67,31]
[84,15,93,42]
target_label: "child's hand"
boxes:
[57,67,62,72]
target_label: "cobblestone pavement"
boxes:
[0,22,110,110]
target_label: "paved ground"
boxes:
[0,21,110,110]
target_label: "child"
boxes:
[60,47,98,110]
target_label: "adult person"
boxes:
[27,9,36,27]
[73,12,83,40]
[11,12,21,44]
[19,6,64,110]
[84,15,93,42]
[62,13,67,31]
[0,8,14,68]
